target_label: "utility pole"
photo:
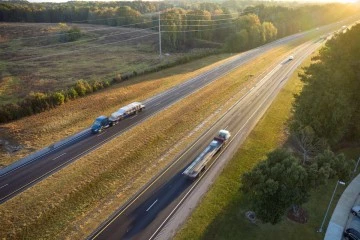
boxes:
[352,156,360,179]
[354,156,360,173]
[158,11,162,59]
[318,180,345,233]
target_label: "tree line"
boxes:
[240,24,360,225]
[0,2,357,50]
[0,79,111,123]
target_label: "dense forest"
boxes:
[0,1,358,50]
[292,24,360,146]
[241,24,360,225]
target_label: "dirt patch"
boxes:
[287,207,309,224]
[0,128,23,168]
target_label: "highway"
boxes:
[88,38,324,240]
[0,18,353,204]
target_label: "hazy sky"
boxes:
[28,0,163,2]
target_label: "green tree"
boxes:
[224,29,249,52]
[241,149,309,224]
[309,150,355,183]
[293,24,360,145]
[291,121,328,164]
[262,21,277,42]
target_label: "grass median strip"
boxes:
[0,41,301,239]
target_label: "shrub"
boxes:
[51,92,65,106]
[66,87,78,99]
[74,80,89,96]
[59,26,82,43]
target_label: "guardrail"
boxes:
[0,128,91,176]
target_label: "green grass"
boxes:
[175,49,346,240]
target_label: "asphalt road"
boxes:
[0,18,353,204]
[88,37,325,240]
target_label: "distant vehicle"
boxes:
[351,206,360,217]
[288,55,294,60]
[91,102,145,134]
[344,228,360,240]
[183,130,231,179]
[91,116,110,133]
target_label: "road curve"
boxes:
[88,38,324,240]
[0,19,351,204]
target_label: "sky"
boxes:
[27,0,163,2]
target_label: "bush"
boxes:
[66,87,78,99]
[91,80,104,92]
[59,26,82,42]
[74,80,91,96]
[51,92,65,106]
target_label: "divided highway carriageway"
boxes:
[0,19,351,204]
[88,37,324,240]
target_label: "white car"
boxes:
[288,55,294,60]
[351,205,360,217]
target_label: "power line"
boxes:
[175,12,237,17]
[9,32,158,63]
[159,9,255,18]
[160,16,238,22]
[7,26,157,53]
[66,11,159,24]
[161,20,236,27]
[1,9,254,43]
[161,22,235,33]
[1,19,157,43]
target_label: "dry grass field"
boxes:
[0,42,297,239]
[0,52,236,167]
[0,22,213,105]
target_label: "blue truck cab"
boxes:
[91,116,110,134]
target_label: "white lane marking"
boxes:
[146,199,158,212]
[0,184,8,189]
[149,41,323,240]
[130,115,137,119]
[224,125,229,130]
[90,39,322,239]
[52,153,66,161]
[97,132,105,137]
[0,129,90,178]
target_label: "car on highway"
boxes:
[344,228,360,240]
[351,206,360,217]
[344,218,360,240]
[288,55,294,60]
